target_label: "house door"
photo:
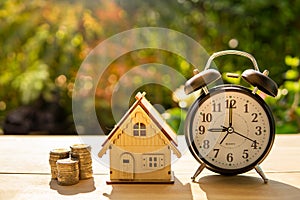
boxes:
[120,153,134,180]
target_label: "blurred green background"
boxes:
[0,0,299,134]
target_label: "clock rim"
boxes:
[185,84,275,175]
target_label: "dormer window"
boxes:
[133,123,146,136]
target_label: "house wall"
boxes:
[107,104,175,181]
[109,142,172,181]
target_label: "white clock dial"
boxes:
[186,86,275,174]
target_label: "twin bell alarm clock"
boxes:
[184,50,278,183]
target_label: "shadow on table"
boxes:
[103,177,193,200]
[49,177,96,195]
[196,175,300,200]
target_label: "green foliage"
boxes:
[0,0,300,134]
[163,107,187,135]
[265,55,300,133]
[0,0,117,123]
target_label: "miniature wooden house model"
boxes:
[98,92,181,183]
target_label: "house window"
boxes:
[142,154,164,169]
[133,123,146,136]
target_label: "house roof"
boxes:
[98,92,181,158]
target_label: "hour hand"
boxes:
[208,127,227,132]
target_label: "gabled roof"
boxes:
[98,92,181,158]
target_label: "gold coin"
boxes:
[49,148,70,179]
[57,177,79,186]
[71,152,91,158]
[57,158,78,167]
[80,172,93,180]
[51,169,58,179]
[56,159,80,185]
[78,160,93,165]
[50,148,70,156]
[50,148,70,153]
[58,172,79,179]
[56,158,78,165]
[79,162,92,168]
[70,144,91,153]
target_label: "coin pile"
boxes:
[49,144,93,186]
[49,148,70,179]
[56,158,79,186]
[70,144,93,180]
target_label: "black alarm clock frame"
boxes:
[184,50,278,183]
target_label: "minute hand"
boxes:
[232,130,258,144]
[229,106,233,127]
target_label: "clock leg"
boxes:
[191,163,206,182]
[255,165,268,184]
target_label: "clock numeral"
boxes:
[242,149,249,159]
[198,125,205,135]
[201,113,212,122]
[203,140,210,149]
[213,148,220,158]
[251,113,258,122]
[244,104,249,113]
[251,140,258,149]
[226,153,233,162]
[226,99,236,109]
[212,102,221,112]
[255,126,262,135]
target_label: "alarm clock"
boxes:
[184,50,278,183]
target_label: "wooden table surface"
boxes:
[0,134,299,200]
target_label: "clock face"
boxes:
[185,85,275,175]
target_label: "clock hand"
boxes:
[232,130,259,144]
[218,126,230,144]
[229,106,233,127]
[208,126,228,144]
[219,125,259,145]
[219,132,230,144]
[208,127,227,132]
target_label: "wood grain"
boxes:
[0,135,299,199]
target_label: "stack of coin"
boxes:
[56,158,79,186]
[49,148,70,179]
[70,144,93,180]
